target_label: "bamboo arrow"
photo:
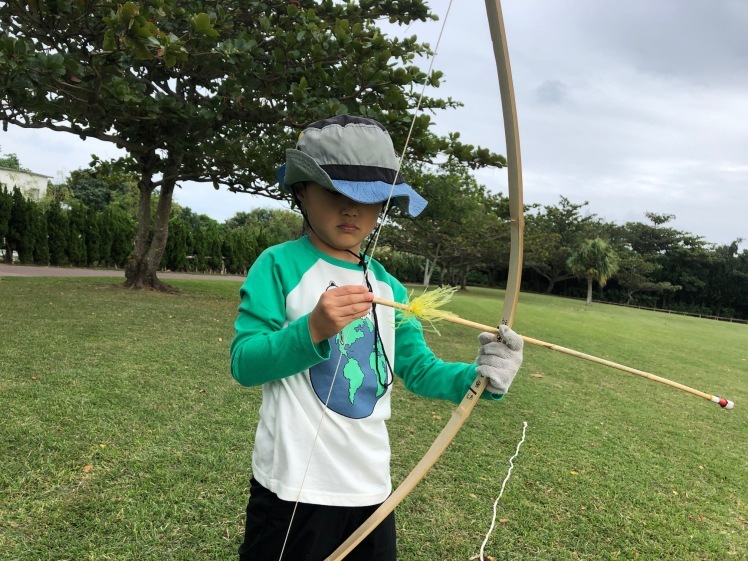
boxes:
[373,295,735,410]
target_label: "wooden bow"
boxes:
[325,1,524,558]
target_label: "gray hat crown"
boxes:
[278,115,427,217]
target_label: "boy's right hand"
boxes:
[308,285,374,344]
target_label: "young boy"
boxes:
[230,115,524,561]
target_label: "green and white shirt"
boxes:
[231,236,485,507]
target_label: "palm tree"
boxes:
[567,238,620,305]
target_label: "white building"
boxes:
[0,167,51,201]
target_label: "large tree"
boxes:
[1,0,500,290]
[613,249,680,306]
[621,212,711,310]
[381,163,509,289]
[567,237,619,305]
[524,196,601,293]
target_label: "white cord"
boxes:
[478,421,528,560]
[366,0,455,262]
[277,343,347,559]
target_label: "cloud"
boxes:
[535,80,569,105]
[406,0,747,245]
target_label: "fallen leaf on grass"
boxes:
[82,465,93,473]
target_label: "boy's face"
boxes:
[295,182,382,261]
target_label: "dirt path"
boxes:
[0,263,245,282]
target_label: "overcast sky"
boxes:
[2,0,746,247]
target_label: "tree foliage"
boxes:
[381,163,509,288]
[524,196,601,293]
[567,237,620,305]
[613,250,680,306]
[6,186,35,262]
[0,146,25,170]
[0,184,12,246]
[45,200,67,266]
[63,162,139,213]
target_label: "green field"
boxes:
[1,276,745,560]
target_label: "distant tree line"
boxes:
[1,155,746,320]
[1,184,137,269]
[382,175,747,320]
[0,182,302,276]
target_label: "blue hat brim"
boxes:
[329,178,427,218]
[276,161,427,218]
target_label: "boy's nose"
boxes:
[341,202,358,216]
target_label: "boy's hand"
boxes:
[475,325,524,395]
[308,285,374,344]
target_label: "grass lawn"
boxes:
[0,276,745,560]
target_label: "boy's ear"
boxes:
[294,182,308,196]
[292,182,306,209]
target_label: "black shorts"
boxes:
[238,478,396,561]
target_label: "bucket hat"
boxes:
[276,115,427,217]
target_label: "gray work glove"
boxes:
[476,325,524,395]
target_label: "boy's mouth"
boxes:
[338,223,358,233]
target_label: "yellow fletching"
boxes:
[397,286,459,334]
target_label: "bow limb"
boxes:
[487,0,524,330]
[324,2,524,559]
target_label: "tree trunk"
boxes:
[423,258,433,287]
[3,242,14,263]
[459,266,469,290]
[423,243,440,287]
[124,150,182,291]
[586,275,593,305]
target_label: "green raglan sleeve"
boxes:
[230,250,330,387]
[390,281,503,404]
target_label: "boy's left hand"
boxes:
[475,325,524,395]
